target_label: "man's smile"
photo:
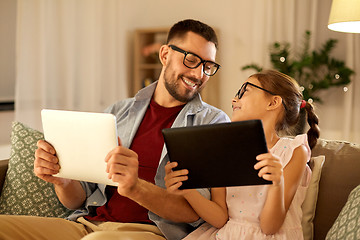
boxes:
[181,76,199,90]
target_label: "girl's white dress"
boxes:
[184,134,311,240]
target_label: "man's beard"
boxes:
[163,64,203,103]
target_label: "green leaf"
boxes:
[241,30,354,103]
[241,64,263,72]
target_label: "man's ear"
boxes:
[267,96,283,110]
[159,45,169,66]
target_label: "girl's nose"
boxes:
[231,98,238,108]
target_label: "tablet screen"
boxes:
[162,120,271,189]
[41,109,118,186]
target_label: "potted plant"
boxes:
[242,31,354,134]
[242,31,354,103]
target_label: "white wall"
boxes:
[0,0,16,158]
[113,0,358,143]
[0,0,16,102]
[0,0,358,146]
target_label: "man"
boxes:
[0,19,230,240]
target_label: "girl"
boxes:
[165,69,320,239]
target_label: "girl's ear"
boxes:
[159,45,169,66]
[267,95,283,110]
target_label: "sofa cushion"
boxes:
[0,121,72,217]
[311,139,360,240]
[302,155,325,240]
[325,184,360,240]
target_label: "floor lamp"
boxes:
[328,0,360,33]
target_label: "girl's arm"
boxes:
[184,187,228,228]
[165,162,229,228]
[255,145,308,235]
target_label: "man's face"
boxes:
[163,32,217,103]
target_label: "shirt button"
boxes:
[92,201,98,205]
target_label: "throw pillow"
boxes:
[302,155,326,240]
[0,121,72,218]
[325,184,360,240]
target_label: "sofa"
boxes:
[0,122,359,239]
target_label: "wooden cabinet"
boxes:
[132,28,220,108]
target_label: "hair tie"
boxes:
[300,100,306,109]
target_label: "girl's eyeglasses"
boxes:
[235,82,287,110]
[235,82,276,99]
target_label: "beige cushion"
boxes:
[302,155,326,240]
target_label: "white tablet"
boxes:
[41,109,118,186]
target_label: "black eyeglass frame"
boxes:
[168,45,220,76]
[235,82,276,99]
[235,82,287,110]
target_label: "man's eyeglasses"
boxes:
[168,45,220,76]
[235,82,277,99]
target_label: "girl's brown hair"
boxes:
[250,69,320,149]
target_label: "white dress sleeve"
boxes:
[273,134,312,187]
[277,134,311,168]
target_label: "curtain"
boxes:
[14,0,360,143]
[15,0,128,131]
[343,35,360,143]
[226,0,360,144]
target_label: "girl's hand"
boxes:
[254,152,283,186]
[164,161,190,195]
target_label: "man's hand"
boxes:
[105,137,140,196]
[34,140,71,187]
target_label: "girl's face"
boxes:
[231,77,271,122]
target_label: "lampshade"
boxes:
[328,0,360,33]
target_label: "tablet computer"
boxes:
[162,120,271,189]
[41,109,118,186]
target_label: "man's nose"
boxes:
[190,63,204,80]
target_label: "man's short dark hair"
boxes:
[166,19,218,49]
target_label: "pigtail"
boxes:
[253,69,321,148]
[304,102,320,149]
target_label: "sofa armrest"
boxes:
[311,139,360,240]
[0,159,9,196]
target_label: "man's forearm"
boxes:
[54,180,86,210]
[126,179,199,223]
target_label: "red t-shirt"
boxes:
[85,98,184,223]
